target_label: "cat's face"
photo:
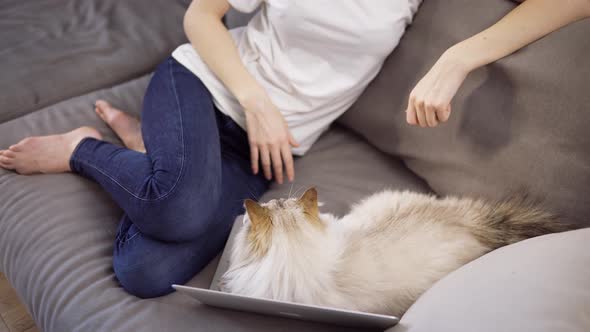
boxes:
[220,188,327,294]
[241,187,325,258]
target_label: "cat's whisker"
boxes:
[293,185,306,198]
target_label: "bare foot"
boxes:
[0,127,101,175]
[95,100,145,153]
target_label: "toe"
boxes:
[95,100,120,124]
[0,156,13,166]
[3,150,16,158]
[9,144,22,152]
[95,106,106,122]
[95,100,112,111]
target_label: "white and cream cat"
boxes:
[219,188,570,317]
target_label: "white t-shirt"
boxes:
[173,0,421,155]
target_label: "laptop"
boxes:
[173,219,399,329]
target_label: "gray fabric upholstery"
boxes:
[0,75,429,331]
[225,7,259,28]
[338,0,590,228]
[388,229,590,332]
[0,0,190,123]
[1,1,589,331]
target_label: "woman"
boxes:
[0,0,588,298]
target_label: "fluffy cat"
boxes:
[219,188,571,317]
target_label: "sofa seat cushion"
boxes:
[0,0,190,123]
[0,74,429,332]
[338,0,590,227]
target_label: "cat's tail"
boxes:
[470,193,575,249]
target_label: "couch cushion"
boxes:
[388,228,590,332]
[0,0,190,123]
[0,75,429,332]
[338,0,590,227]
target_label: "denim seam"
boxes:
[124,231,141,243]
[162,58,187,202]
[70,152,180,204]
[70,61,186,203]
[72,159,160,201]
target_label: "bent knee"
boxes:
[114,263,175,299]
[113,263,176,299]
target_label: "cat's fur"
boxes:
[219,188,571,317]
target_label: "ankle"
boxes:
[68,136,87,157]
[67,127,101,154]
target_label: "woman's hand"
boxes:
[406,49,471,127]
[241,88,299,184]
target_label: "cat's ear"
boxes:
[244,199,270,225]
[298,187,319,217]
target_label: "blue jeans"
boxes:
[70,57,269,298]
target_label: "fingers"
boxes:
[281,144,295,183]
[250,144,259,175]
[415,101,427,128]
[436,105,451,123]
[425,104,439,127]
[407,95,451,128]
[406,97,418,125]
[248,129,260,175]
[288,131,299,148]
[270,145,284,184]
[245,111,297,183]
[260,147,272,181]
[253,144,294,184]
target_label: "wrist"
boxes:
[440,44,479,75]
[235,84,267,113]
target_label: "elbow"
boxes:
[183,2,202,36]
[182,9,191,35]
[183,3,193,37]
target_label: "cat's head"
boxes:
[239,187,326,259]
[220,187,332,295]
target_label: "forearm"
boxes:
[184,1,263,108]
[445,0,590,71]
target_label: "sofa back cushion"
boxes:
[0,0,189,123]
[338,0,590,226]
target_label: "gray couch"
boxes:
[1,1,588,331]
